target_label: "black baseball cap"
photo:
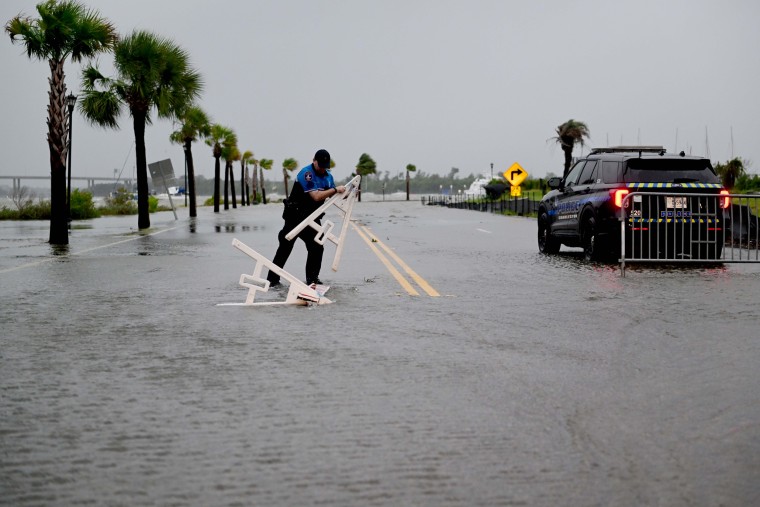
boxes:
[314,149,330,169]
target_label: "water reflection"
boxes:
[621,263,729,275]
[69,223,93,230]
[214,224,254,233]
[50,244,70,256]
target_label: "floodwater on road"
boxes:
[1,201,759,506]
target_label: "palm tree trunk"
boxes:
[230,162,237,208]
[48,59,69,245]
[561,136,573,179]
[562,146,572,179]
[213,155,220,213]
[133,112,150,229]
[260,170,266,205]
[406,172,410,201]
[240,160,246,206]
[252,164,258,203]
[185,139,197,217]
[223,161,229,210]
[283,170,289,197]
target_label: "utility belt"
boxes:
[282,198,300,221]
[282,198,322,223]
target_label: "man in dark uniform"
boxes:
[267,149,346,286]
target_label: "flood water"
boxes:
[1,201,759,506]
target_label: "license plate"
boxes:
[666,196,687,208]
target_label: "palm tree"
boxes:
[282,158,298,196]
[205,124,234,212]
[80,30,202,229]
[356,153,377,202]
[259,158,273,204]
[241,150,254,205]
[405,163,416,200]
[715,157,746,189]
[553,119,590,179]
[169,105,210,218]
[6,0,116,245]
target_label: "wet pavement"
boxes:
[1,201,759,506]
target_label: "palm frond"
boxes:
[171,105,210,144]
[79,89,122,129]
[7,0,115,63]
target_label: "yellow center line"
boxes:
[359,226,440,297]
[351,222,419,296]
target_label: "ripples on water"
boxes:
[1,206,759,506]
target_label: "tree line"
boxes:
[85,171,506,198]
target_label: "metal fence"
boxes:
[619,191,760,274]
[422,194,541,215]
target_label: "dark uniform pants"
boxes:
[267,217,324,284]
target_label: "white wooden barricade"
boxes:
[218,239,332,306]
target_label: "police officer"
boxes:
[267,149,346,287]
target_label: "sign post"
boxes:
[148,159,178,220]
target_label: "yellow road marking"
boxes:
[358,226,440,297]
[351,222,440,297]
[352,222,419,295]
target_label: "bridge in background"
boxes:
[0,175,134,193]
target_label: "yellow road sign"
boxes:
[510,185,522,197]
[504,162,528,187]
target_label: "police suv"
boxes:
[537,146,729,261]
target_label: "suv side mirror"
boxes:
[547,177,562,190]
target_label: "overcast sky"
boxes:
[2,0,759,184]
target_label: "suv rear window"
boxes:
[623,158,719,184]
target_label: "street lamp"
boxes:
[183,144,188,207]
[66,93,77,225]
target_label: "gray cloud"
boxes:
[2,0,758,184]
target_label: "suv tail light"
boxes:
[720,189,730,209]
[610,188,629,208]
